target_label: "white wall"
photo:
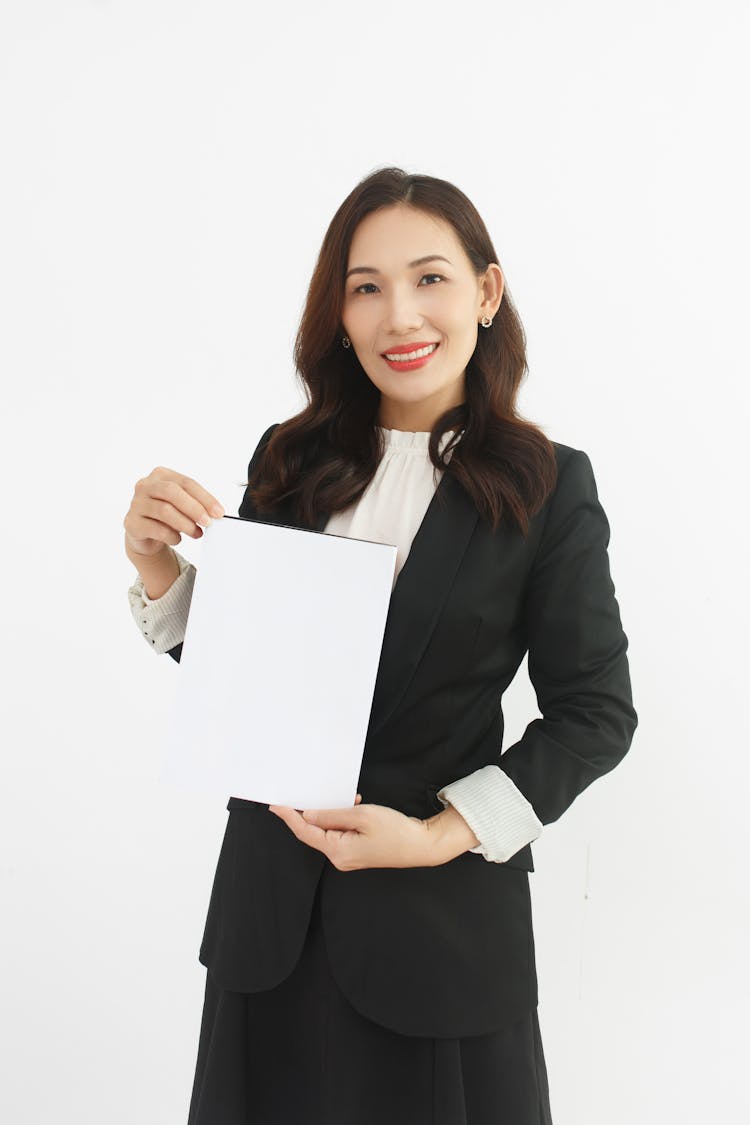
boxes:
[2,2,747,1122]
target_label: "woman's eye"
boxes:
[353,274,445,296]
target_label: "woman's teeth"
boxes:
[384,343,438,362]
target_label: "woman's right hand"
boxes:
[124,466,226,558]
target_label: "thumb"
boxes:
[303,806,362,828]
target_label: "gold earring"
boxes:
[342,335,351,348]
[480,315,493,328]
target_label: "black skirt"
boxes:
[187,878,553,1125]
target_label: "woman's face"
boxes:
[341,204,503,431]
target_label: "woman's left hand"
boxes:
[267,795,441,870]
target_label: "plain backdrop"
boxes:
[1,2,748,1122]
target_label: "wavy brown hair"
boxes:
[247,166,557,535]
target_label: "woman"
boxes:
[124,166,637,1124]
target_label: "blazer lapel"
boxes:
[321,472,479,740]
[254,471,479,741]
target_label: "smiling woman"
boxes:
[124,165,636,1125]
[340,206,504,430]
[248,170,558,538]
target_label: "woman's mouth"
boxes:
[381,342,440,372]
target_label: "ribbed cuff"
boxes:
[437,764,543,863]
[127,550,196,654]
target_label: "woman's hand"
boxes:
[123,466,225,557]
[268,793,443,870]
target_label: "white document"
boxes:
[161,515,397,810]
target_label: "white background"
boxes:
[1,2,748,1122]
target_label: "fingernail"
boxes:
[211,503,225,517]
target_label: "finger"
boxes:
[136,474,222,526]
[139,483,221,537]
[125,513,185,548]
[354,793,362,805]
[269,805,310,824]
[269,806,335,851]
[139,496,207,537]
[302,808,363,829]
[166,472,225,520]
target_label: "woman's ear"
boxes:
[480,263,504,320]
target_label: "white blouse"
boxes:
[127,426,543,863]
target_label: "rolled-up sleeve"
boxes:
[437,764,543,862]
[127,550,196,654]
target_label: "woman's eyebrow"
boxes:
[345,254,452,281]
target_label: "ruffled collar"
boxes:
[378,426,461,456]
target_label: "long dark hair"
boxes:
[247,166,557,535]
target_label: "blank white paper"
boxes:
[160,515,397,809]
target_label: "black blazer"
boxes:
[167,422,637,1038]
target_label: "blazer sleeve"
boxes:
[165,421,280,665]
[496,447,638,824]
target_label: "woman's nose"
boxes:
[382,286,423,333]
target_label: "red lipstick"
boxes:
[381,341,438,355]
[381,341,440,372]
